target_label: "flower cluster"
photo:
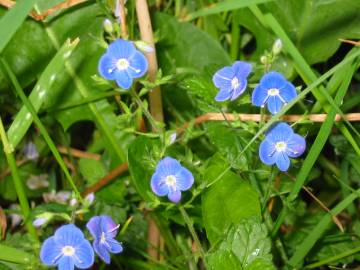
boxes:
[40,216,122,270]
[212,61,305,171]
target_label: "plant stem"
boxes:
[304,246,360,269]
[179,206,206,260]
[0,117,38,243]
[0,58,83,203]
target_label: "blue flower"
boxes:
[86,215,123,264]
[212,61,252,102]
[252,71,297,114]
[259,122,306,171]
[40,224,94,270]
[98,39,148,89]
[151,157,194,203]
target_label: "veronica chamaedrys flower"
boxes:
[212,61,252,102]
[259,122,306,172]
[98,39,148,89]
[151,157,194,203]
[252,71,297,114]
[40,224,94,270]
[86,215,123,264]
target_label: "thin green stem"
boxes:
[0,117,38,243]
[304,246,360,269]
[179,206,206,260]
[0,58,83,203]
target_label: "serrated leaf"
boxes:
[206,218,275,270]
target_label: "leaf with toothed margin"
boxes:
[6,39,79,148]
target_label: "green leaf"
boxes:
[0,244,34,265]
[6,39,79,148]
[202,157,261,244]
[128,136,161,202]
[79,158,107,185]
[0,0,39,53]
[206,218,275,270]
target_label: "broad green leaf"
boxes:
[206,218,275,270]
[0,0,39,53]
[79,158,107,185]
[128,136,161,202]
[202,157,261,244]
[206,122,251,170]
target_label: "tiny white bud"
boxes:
[69,198,78,206]
[33,217,48,227]
[260,55,268,65]
[169,133,177,144]
[103,19,113,33]
[272,39,283,55]
[24,142,39,160]
[134,40,154,53]
[85,193,95,205]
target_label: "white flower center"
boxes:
[275,141,287,152]
[268,88,279,96]
[165,175,177,188]
[231,77,239,89]
[116,58,129,70]
[62,246,75,256]
[100,232,106,244]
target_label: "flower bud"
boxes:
[134,40,154,53]
[103,19,113,34]
[260,55,268,65]
[272,39,283,55]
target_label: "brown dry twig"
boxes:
[0,0,87,21]
[58,146,101,161]
[339,39,360,46]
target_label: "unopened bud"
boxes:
[85,193,95,205]
[260,55,268,65]
[103,19,113,33]
[272,39,283,55]
[134,40,154,53]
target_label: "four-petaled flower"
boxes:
[259,122,306,171]
[212,61,252,102]
[252,71,297,114]
[98,39,148,89]
[40,224,94,270]
[86,215,123,264]
[151,157,194,203]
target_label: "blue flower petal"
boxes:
[275,152,290,171]
[175,167,194,191]
[86,216,101,239]
[127,51,148,78]
[108,39,136,59]
[40,236,62,266]
[151,172,169,196]
[100,216,118,238]
[156,157,182,178]
[231,79,247,100]
[286,133,306,158]
[212,66,234,89]
[266,122,294,143]
[98,54,116,80]
[168,190,181,203]
[58,256,74,270]
[74,240,94,269]
[232,61,252,78]
[267,95,283,114]
[54,224,85,247]
[252,85,268,107]
[106,239,123,254]
[93,240,111,264]
[260,71,287,89]
[115,70,133,89]
[280,82,297,102]
[259,140,276,165]
[215,89,231,101]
